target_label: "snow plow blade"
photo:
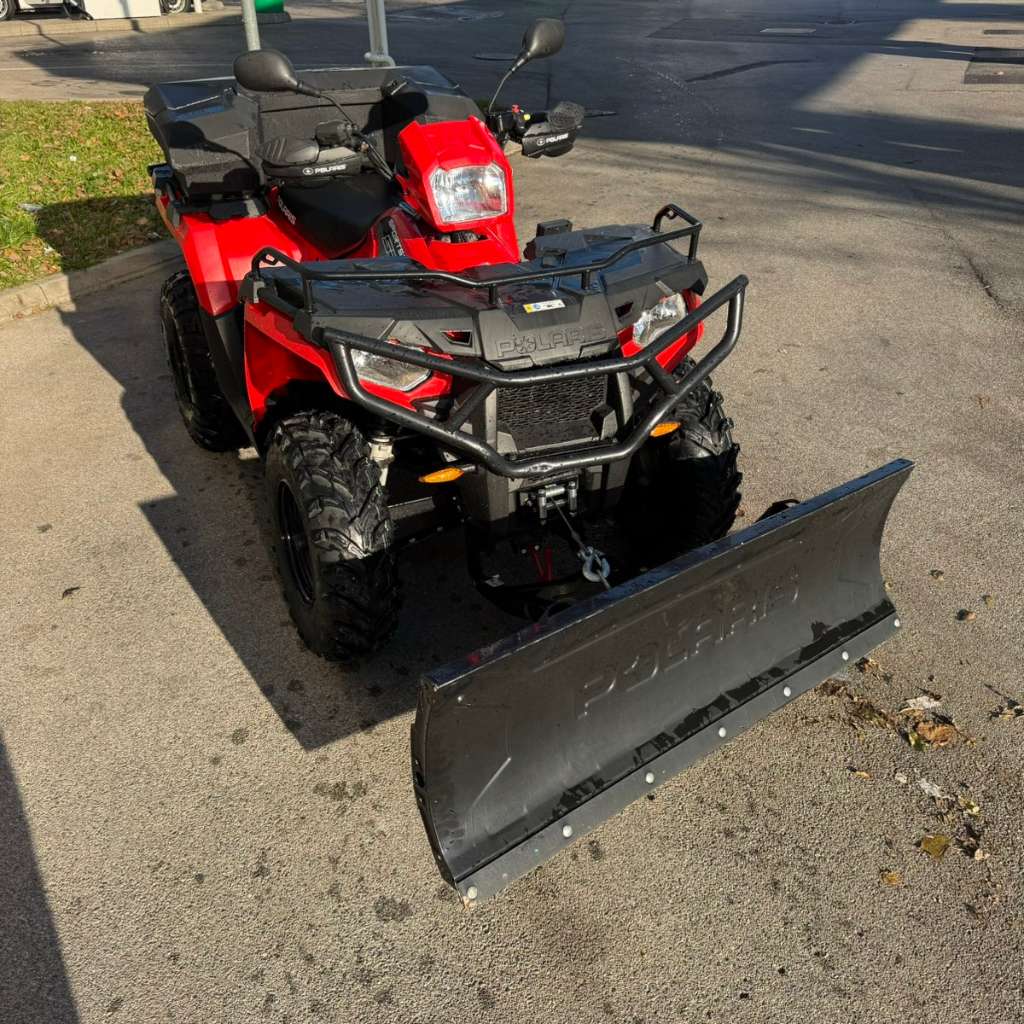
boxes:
[411,459,913,903]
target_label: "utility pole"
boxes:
[237,0,392,65]
[240,0,261,51]
[365,0,396,67]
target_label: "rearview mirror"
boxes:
[233,49,301,93]
[487,17,566,113]
[520,18,565,62]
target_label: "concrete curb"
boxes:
[0,10,289,38]
[0,240,181,326]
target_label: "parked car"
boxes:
[0,0,189,19]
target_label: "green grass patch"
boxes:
[0,100,162,290]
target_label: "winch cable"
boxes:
[552,502,611,589]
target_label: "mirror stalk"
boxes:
[486,58,526,115]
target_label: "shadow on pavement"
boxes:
[0,736,79,1024]
[33,0,1024,745]
[9,1,1024,219]
[55,266,515,749]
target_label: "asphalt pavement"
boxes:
[2,2,1023,1022]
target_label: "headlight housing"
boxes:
[428,163,507,224]
[352,343,430,392]
[631,292,688,349]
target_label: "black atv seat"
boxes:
[278,174,398,255]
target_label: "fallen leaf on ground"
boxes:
[60,586,81,599]
[851,700,892,729]
[993,699,1023,720]
[879,869,903,887]
[957,796,981,817]
[901,695,943,713]
[957,832,990,861]
[957,609,976,622]
[917,834,951,860]
[915,721,957,747]
[918,778,946,800]
[856,656,879,673]
[982,594,994,608]
[906,729,927,751]
[929,569,945,581]
[849,769,872,780]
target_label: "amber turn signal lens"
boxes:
[650,421,681,438]
[419,467,464,484]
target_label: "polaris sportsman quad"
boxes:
[145,19,912,903]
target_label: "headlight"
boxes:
[352,344,430,391]
[631,293,688,349]
[428,163,507,224]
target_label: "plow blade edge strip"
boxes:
[411,459,913,902]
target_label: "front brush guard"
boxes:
[321,274,746,478]
[411,459,913,903]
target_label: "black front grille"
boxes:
[497,374,609,450]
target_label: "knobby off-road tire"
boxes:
[265,412,400,660]
[621,358,742,566]
[160,270,248,452]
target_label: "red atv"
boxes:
[146,19,745,652]
[146,20,911,902]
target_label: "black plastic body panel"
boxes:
[144,65,479,201]
[199,306,254,443]
[261,225,708,369]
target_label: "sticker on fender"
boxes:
[522,299,565,313]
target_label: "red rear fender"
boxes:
[156,194,326,317]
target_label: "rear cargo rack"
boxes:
[249,203,703,313]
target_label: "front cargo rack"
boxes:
[245,203,749,479]
[249,203,704,313]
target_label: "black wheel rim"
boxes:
[278,482,315,605]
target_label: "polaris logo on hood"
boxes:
[495,323,605,359]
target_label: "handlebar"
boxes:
[486,100,585,158]
[258,136,367,183]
